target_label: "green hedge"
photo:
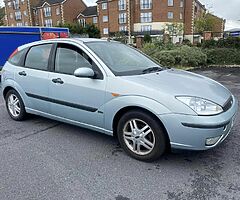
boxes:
[142,42,240,67]
[204,48,240,65]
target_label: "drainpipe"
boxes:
[127,0,131,44]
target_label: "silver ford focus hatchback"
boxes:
[1,38,238,161]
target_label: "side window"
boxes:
[8,49,25,65]
[55,43,93,75]
[25,44,52,70]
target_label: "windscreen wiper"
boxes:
[142,67,163,74]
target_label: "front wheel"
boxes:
[5,89,26,121]
[117,110,167,162]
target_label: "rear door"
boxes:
[14,43,53,113]
[48,42,106,129]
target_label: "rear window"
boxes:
[8,50,25,65]
[25,44,52,71]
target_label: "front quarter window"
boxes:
[85,42,162,76]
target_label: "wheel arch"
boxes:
[112,106,170,149]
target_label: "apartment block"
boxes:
[93,0,224,42]
[34,0,87,27]
[4,0,39,26]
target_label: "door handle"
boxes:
[52,78,64,84]
[18,71,27,76]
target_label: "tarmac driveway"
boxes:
[0,68,239,200]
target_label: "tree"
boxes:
[143,34,152,43]
[0,7,5,26]
[194,13,215,34]
[57,22,100,38]
[165,23,184,37]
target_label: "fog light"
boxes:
[206,136,222,146]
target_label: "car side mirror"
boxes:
[74,67,95,78]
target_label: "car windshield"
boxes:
[85,41,162,76]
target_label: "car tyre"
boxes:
[5,89,26,121]
[117,110,167,162]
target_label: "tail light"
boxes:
[9,48,18,59]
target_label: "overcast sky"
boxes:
[0,0,239,21]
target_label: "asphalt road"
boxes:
[0,68,239,200]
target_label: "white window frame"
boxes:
[56,8,60,15]
[93,16,98,24]
[168,11,174,19]
[140,0,152,10]
[180,12,183,20]
[103,15,108,22]
[102,3,107,10]
[168,0,174,6]
[15,11,22,20]
[103,28,109,35]
[180,0,184,8]
[141,25,152,32]
[45,19,53,27]
[44,7,51,17]
[118,0,126,10]
[140,12,152,23]
[79,18,86,27]
[119,25,127,32]
[9,13,13,19]
[16,22,23,26]
[119,13,126,24]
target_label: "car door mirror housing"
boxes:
[74,68,95,78]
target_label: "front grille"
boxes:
[223,96,233,112]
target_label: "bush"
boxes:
[153,51,175,66]
[142,43,159,57]
[202,37,240,49]
[143,34,152,43]
[204,48,240,65]
[152,45,207,67]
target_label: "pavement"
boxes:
[0,68,240,200]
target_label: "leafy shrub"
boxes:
[153,51,175,66]
[204,48,240,65]
[142,43,159,57]
[202,37,240,49]
[143,34,152,43]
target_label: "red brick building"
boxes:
[76,6,98,27]
[4,0,39,26]
[34,0,87,27]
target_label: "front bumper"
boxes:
[159,95,238,150]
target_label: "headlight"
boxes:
[176,96,223,116]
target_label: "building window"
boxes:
[180,0,184,7]
[93,17,98,24]
[56,8,60,15]
[57,20,61,25]
[25,22,28,26]
[119,25,127,32]
[8,2,12,8]
[15,11,22,20]
[141,25,152,32]
[102,3,107,10]
[23,11,28,16]
[168,11,173,19]
[9,13,13,19]
[119,13,126,24]
[44,7,51,17]
[180,12,183,20]
[140,0,152,10]
[45,19,53,27]
[13,0,20,9]
[103,28,109,35]
[168,0,174,6]
[16,22,23,26]
[103,15,108,22]
[34,10,38,16]
[118,0,126,10]
[21,0,24,4]
[79,18,86,27]
[140,12,152,23]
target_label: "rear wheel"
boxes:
[5,89,26,121]
[117,110,167,162]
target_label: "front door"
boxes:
[48,42,106,129]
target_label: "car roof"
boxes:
[18,38,110,50]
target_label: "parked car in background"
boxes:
[1,38,238,161]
